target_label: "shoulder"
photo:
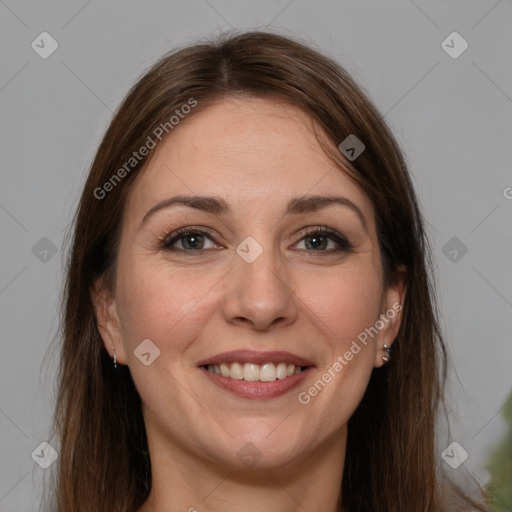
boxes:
[439,481,488,512]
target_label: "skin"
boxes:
[93,96,407,512]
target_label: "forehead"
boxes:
[125,96,375,227]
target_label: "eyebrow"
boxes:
[140,194,368,232]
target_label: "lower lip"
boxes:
[199,366,313,399]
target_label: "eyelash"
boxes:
[159,226,354,256]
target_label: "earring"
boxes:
[382,344,391,363]
[112,346,117,368]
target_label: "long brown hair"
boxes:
[46,30,490,511]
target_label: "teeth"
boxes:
[276,362,288,379]
[229,362,244,379]
[260,363,276,382]
[220,363,230,377]
[243,363,259,381]
[205,362,306,382]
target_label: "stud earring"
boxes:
[382,344,391,363]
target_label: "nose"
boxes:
[221,241,298,331]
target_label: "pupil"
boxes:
[307,235,326,250]
[184,234,202,249]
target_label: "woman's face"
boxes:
[94,96,406,470]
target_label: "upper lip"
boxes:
[197,350,315,367]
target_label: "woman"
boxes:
[47,30,489,511]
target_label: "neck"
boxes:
[138,425,347,512]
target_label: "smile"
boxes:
[204,362,308,382]
[197,350,315,399]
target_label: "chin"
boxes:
[210,431,305,471]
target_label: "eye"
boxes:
[160,226,353,255]
[160,227,220,252]
[293,227,353,254]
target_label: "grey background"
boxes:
[1,1,511,510]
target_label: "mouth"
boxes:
[201,362,310,381]
[196,350,315,399]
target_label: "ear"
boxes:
[374,264,407,368]
[91,275,127,365]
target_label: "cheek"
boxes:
[116,259,219,357]
[296,261,382,409]
[299,261,383,346]
[295,267,381,425]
